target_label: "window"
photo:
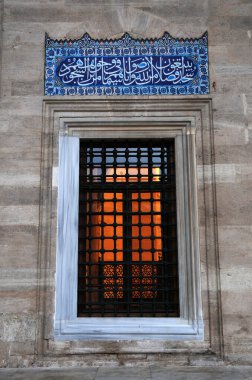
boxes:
[54,124,203,340]
[78,139,179,317]
[40,99,223,353]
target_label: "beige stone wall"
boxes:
[0,0,251,367]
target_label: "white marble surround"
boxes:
[55,128,203,340]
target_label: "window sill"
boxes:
[54,317,204,340]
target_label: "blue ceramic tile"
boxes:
[45,32,209,96]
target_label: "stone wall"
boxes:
[0,0,251,367]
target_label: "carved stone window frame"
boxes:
[38,98,223,357]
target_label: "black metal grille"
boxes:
[78,139,179,317]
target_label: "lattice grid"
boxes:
[78,139,179,317]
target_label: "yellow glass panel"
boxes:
[140,193,151,199]
[103,239,114,250]
[103,226,113,237]
[132,238,139,250]
[132,251,140,261]
[132,226,139,237]
[141,226,151,237]
[141,239,152,250]
[141,251,153,261]
[115,201,123,212]
[104,193,114,199]
[131,200,139,212]
[140,201,151,212]
[103,201,114,212]
[115,226,123,237]
[132,215,139,224]
[116,239,123,250]
[141,215,151,224]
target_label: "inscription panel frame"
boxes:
[45,32,209,96]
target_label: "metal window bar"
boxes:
[78,139,179,317]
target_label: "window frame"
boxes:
[55,123,203,340]
[77,138,179,318]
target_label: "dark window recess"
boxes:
[78,139,179,317]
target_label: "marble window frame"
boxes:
[38,98,223,355]
[54,125,202,340]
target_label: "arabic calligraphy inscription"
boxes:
[45,32,209,96]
